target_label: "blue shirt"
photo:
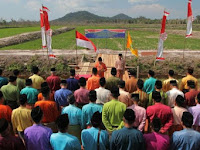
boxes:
[81,127,109,150]
[62,105,82,126]
[82,103,103,128]
[110,127,145,150]
[20,86,39,104]
[50,132,81,150]
[0,76,8,88]
[143,77,157,94]
[66,78,79,92]
[170,128,200,150]
[54,88,72,106]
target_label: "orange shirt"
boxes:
[37,93,54,101]
[125,77,138,93]
[34,100,60,123]
[86,75,100,90]
[95,62,107,78]
[0,104,12,122]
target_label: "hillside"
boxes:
[111,13,132,20]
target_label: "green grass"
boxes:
[0,24,200,50]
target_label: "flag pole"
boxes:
[75,33,78,67]
[124,30,128,68]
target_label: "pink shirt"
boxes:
[128,104,146,131]
[144,132,170,150]
[74,87,90,104]
[115,59,125,71]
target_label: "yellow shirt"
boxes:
[29,74,45,90]
[162,78,179,92]
[180,75,198,91]
[11,106,33,133]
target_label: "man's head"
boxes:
[31,106,43,124]
[41,82,49,88]
[110,86,120,99]
[32,66,39,74]
[41,86,50,99]
[0,69,2,76]
[68,94,76,105]
[51,68,56,75]
[151,118,162,132]
[155,80,162,90]
[129,70,136,77]
[168,70,174,77]
[187,80,195,89]
[89,90,97,102]
[0,118,9,135]
[98,57,102,64]
[118,54,123,60]
[152,91,162,103]
[182,112,193,128]
[19,94,28,106]
[13,69,20,77]
[92,68,98,75]
[79,77,86,87]
[70,69,75,77]
[0,91,4,104]
[118,80,125,89]
[148,70,155,77]
[196,93,200,104]
[26,79,32,86]
[187,67,194,75]
[9,76,17,85]
[111,67,117,76]
[137,79,144,90]
[175,95,185,107]
[170,80,178,88]
[100,77,106,87]
[91,111,102,128]
[131,93,139,104]
[56,114,69,133]
[123,109,136,125]
[60,80,67,88]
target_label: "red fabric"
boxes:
[146,103,173,133]
[40,9,44,28]
[185,90,199,107]
[46,75,61,92]
[0,104,12,122]
[188,0,192,17]
[75,74,92,81]
[43,10,50,31]
[161,15,167,34]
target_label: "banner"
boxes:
[127,32,138,57]
[186,0,193,38]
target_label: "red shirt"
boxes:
[46,75,61,92]
[74,87,90,104]
[34,100,60,123]
[185,90,199,107]
[146,103,173,133]
[0,104,12,122]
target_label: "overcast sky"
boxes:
[1,0,200,21]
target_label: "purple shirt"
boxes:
[188,104,200,126]
[144,132,170,150]
[74,87,89,104]
[128,104,146,131]
[24,124,53,150]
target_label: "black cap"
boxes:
[61,80,67,84]
[131,93,139,99]
[0,118,8,133]
[111,86,120,97]
[9,76,17,82]
[51,68,56,72]
[124,109,135,122]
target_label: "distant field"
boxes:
[0,24,200,50]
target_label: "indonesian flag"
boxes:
[127,31,138,57]
[40,9,46,49]
[76,31,97,52]
[186,0,193,38]
[156,11,170,61]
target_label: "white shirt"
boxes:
[166,88,184,108]
[171,106,188,125]
[95,87,111,104]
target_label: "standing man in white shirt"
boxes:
[115,54,125,80]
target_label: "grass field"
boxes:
[0,24,200,50]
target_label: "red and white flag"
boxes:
[186,0,193,38]
[76,31,97,52]
[40,6,55,59]
[156,11,170,61]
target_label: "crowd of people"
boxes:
[0,54,200,150]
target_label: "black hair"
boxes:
[169,70,174,77]
[26,79,32,86]
[9,76,17,82]
[152,117,161,132]
[119,54,122,57]
[124,109,135,124]
[131,94,139,102]
[197,93,200,104]
[79,77,86,87]
[13,69,20,76]
[91,111,102,128]
[41,82,49,88]
[68,94,76,104]
[92,68,98,75]
[31,106,43,124]
[175,95,185,107]
[56,114,69,132]
[118,80,125,88]
[98,57,102,62]
[155,80,162,89]
[89,90,97,102]
[111,67,117,76]
[0,91,3,100]
[70,69,75,76]
[182,112,193,128]
[61,80,67,85]
[32,66,39,74]
[111,86,120,98]
[19,94,28,105]
[152,91,161,102]
[100,77,106,87]
[41,86,50,98]
[187,80,195,89]
[0,69,2,75]
[170,80,177,87]
[148,70,155,77]
[137,79,144,90]
[188,67,194,75]
[51,68,56,72]
[129,70,136,77]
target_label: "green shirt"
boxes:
[102,99,126,132]
[105,76,120,91]
[16,78,25,91]
[143,77,157,94]
[20,86,39,104]
[1,83,19,102]
[148,90,168,106]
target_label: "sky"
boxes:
[0,0,200,21]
